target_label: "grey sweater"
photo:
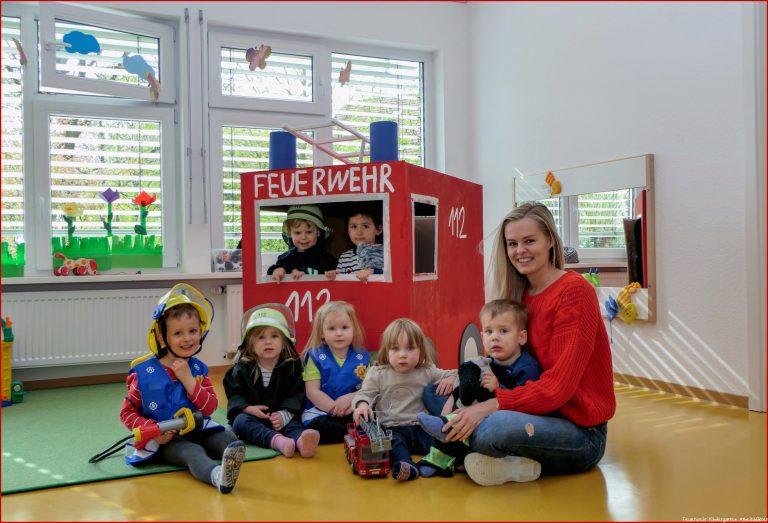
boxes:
[353,364,457,426]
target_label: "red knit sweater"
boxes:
[495,271,616,427]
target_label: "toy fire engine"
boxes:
[344,419,392,477]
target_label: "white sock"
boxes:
[210,465,222,487]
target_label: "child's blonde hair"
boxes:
[376,318,433,367]
[239,326,299,383]
[304,301,365,353]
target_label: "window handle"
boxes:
[43,41,72,52]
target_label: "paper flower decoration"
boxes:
[132,191,157,235]
[99,188,120,236]
[62,203,83,241]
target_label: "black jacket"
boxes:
[266,243,337,276]
[223,358,306,425]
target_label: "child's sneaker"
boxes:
[464,452,541,486]
[218,441,246,494]
[391,460,419,481]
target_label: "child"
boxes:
[326,203,384,282]
[301,301,370,443]
[119,283,246,494]
[224,304,320,458]
[267,205,337,282]
[353,318,457,481]
[416,299,542,476]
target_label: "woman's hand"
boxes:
[443,398,498,442]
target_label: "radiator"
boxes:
[1,289,167,368]
[225,284,244,358]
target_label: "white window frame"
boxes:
[31,99,179,270]
[208,29,329,115]
[39,2,176,104]
[208,110,328,250]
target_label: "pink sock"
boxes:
[270,434,295,458]
[297,429,320,458]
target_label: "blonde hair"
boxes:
[480,299,529,331]
[376,318,432,368]
[303,301,365,353]
[490,203,564,302]
[239,325,299,383]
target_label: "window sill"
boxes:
[1,272,243,291]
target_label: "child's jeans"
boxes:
[232,412,305,448]
[422,384,450,416]
[388,424,433,467]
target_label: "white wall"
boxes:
[469,2,765,408]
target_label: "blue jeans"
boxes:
[388,425,433,467]
[422,384,450,416]
[469,411,607,475]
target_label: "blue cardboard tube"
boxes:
[370,121,398,162]
[269,131,297,170]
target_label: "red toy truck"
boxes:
[240,160,485,367]
[344,421,392,477]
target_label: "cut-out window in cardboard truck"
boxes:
[240,130,485,366]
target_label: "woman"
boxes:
[442,203,616,486]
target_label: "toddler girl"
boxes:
[302,301,370,443]
[353,318,457,481]
[224,304,320,458]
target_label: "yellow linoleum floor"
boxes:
[2,379,765,522]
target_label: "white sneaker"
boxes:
[464,453,542,486]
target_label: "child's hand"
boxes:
[269,412,284,430]
[434,377,455,396]
[481,371,499,393]
[325,270,337,281]
[353,402,372,425]
[331,394,353,416]
[155,430,176,445]
[290,269,305,280]
[246,405,270,419]
[271,268,286,282]
[356,268,374,282]
[170,358,192,383]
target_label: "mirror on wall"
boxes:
[513,154,655,322]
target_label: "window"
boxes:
[208,28,428,256]
[1,16,24,274]
[1,3,179,276]
[413,197,437,278]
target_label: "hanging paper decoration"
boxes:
[122,54,161,100]
[63,30,101,55]
[11,37,26,66]
[339,60,352,86]
[245,44,271,71]
[545,171,561,197]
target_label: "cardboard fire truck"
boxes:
[240,159,485,367]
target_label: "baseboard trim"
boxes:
[23,373,126,391]
[614,372,749,408]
